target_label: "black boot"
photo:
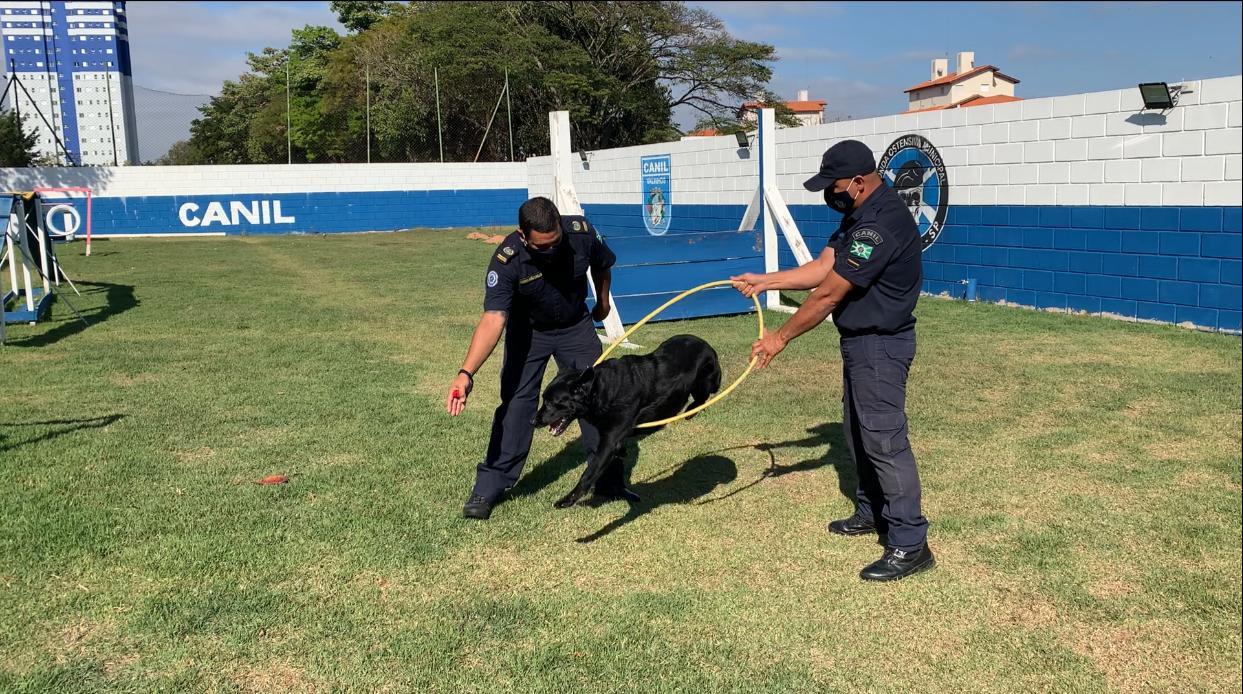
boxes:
[462,493,494,520]
[827,513,877,536]
[859,545,936,582]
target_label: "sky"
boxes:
[121,1,1242,158]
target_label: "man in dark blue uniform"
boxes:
[446,196,636,520]
[731,140,934,582]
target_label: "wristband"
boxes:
[458,369,474,386]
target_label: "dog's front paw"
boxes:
[554,492,582,509]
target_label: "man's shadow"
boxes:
[0,414,126,454]
[697,422,856,506]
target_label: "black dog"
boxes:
[532,335,722,509]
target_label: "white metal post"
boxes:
[760,109,781,310]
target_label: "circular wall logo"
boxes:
[878,134,948,251]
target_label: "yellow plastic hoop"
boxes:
[594,280,764,428]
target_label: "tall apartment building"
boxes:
[1,0,138,165]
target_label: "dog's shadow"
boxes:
[509,422,856,543]
[575,444,739,543]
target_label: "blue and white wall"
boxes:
[3,74,1240,332]
[0,162,529,233]
[532,75,1242,333]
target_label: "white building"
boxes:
[1,0,139,165]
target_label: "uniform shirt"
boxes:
[483,215,616,330]
[827,182,923,335]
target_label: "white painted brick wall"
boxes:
[956,126,982,146]
[981,123,1010,144]
[1205,128,1243,155]
[1205,181,1243,205]
[1010,164,1039,185]
[1107,159,1142,183]
[995,143,1024,164]
[1058,184,1090,205]
[1025,141,1055,163]
[1052,94,1085,118]
[1226,155,1242,180]
[1084,90,1121,115]
[1199,75,1242,104]
[1124,134,1162,159]
[1040,118,1072,140]
[1055,138,1088,161]
[1184,104,1230,130]
[1072,114,1107,139]
[1025,185,1054,204]
[1181,156,1225,182]
[1142,109,1183,134]
[1039,162,1070,184]
[1088,136,1124,160]
[1125,183,1163,205]
[1009,120,1039,142]
[1142,158,1182,182]
[1162,183,1204,205]
[997,184,1026,204]
[1164,131,1205,156]
[1090,183,1125,205]
[1021,98,1054,120]
[981,165,1009,185]
[1070,160,1105,183]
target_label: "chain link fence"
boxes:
[3,62,527,167]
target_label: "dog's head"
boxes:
[532,367,594,437]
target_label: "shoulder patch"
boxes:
[502,246,515,256]
[495,252,510,264]
[487,271,499,288]
[851,228,884,246]
[570,220,584,232]
[848,239,875,261]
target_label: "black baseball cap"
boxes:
[803,140,877,191]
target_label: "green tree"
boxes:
[330,0,407,33]
[0,109,39,167]
[152,139,201,165]
[185,2,790,163]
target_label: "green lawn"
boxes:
[1,229,1240,693]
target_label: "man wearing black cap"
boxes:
[731,139,934,582]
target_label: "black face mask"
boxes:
[825,179,860,214]
[525,236,565,263]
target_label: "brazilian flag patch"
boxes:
[849,240,874,261]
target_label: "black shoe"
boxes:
[462,493,494,520]
[827,514,877,536]
[859,545,936,582]
[591,487,641,504]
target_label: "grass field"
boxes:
[1,228,1240,693]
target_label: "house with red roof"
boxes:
[905,52,1022,112]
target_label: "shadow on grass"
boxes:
[575,446,739,543]
[0,414,126,454]
[696,422,854,506]
[508,421,856,543]
[4,281,138,348]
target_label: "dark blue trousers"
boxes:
[840,329,929,551]
[472,315,617,501]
